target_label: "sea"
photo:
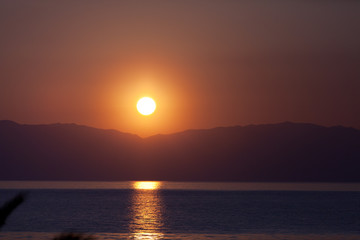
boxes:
[0,181,359,240]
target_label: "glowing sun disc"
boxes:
[137,97,156,115]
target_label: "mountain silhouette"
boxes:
[1,120,359,181]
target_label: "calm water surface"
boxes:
[0,181,359,239]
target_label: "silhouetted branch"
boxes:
[53,232,96,240]
[0,192,27,229]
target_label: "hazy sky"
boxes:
[1,0,359,136]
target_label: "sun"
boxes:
[137,97,156,115]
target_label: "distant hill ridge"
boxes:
[1,120,359,181]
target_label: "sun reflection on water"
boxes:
[129,181,164,239]
[133,181,161,190]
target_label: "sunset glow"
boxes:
[1,1,359,238]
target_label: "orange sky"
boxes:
[0,1,359,136]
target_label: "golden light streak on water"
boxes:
[129,181,164,239]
